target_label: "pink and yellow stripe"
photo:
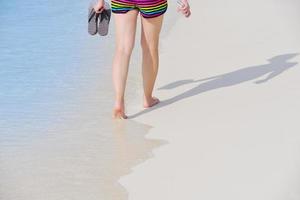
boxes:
[111,0,168,18]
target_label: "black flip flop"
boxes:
[98,2,111,36]
[88,6,99,35]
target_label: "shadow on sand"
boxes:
[129,53,298,118]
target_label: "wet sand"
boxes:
[0,0,178,199]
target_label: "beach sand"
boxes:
[120,0,300,199]
[1,0,300,199]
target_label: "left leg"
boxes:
[112,9,139,119]
[140,14,164,108]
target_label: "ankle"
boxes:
[144,94,153,101]
[144,94,159,102]
[114,96,125,105]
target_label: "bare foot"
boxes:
[144,96,160,108]
[112,106,128,119]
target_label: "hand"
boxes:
[177,0,191,17]
[93,0,105,13]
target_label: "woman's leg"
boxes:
[140,15,164,108]
[112,10,139,119]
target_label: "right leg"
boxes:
[140,14,164,108]
[112,9,139,119]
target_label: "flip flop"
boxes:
[88,6,99,35]
[97,2,111,36]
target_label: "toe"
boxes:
[113,108,127,119]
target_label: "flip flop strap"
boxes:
[88,9,97,22]
[99,10,110,22]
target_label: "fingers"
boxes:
[185,11,191,17]
[177,0,187,10]
[177,0,191,17]
[93,1,104,13]
[177,6,189,13]
[182,8,191,17]
[180,4,188,10]
[181,7,189,14]
[94,7,104,13]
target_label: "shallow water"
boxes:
[0,0,181,199]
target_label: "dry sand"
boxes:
[121,0,300,199]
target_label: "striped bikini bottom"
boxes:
[111,0,168,18]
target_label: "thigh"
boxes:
[113,9,139,49]
[141,14,164,48]
[137,0,168,19]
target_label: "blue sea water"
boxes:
[0,1,165,199]
[0,0,115,124]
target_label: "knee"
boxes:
[141,38,159,53]
[116,42,135,56]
